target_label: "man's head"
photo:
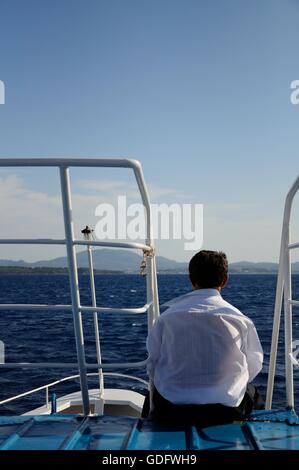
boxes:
[189,250,228,290]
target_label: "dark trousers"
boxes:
[142,384,264,426]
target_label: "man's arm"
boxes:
[146,316,163,380]
[245,321,263,382]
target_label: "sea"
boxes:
[0,273,298,415]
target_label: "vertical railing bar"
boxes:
[87,242,104,402]
[146,256,155,331]
[59,166,90,415]
[266,174,299,409]
[132,162,160,416]
[284,223,294,408]
[145,250,154,415]
[132,163,152,243]
[152,256,160,320]
[131,162,159,321]
[265,231,285,409]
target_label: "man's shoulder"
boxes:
[163,296,253,325]
[160,292,254,324]
[218,298,244,316]
[216,299,255,327]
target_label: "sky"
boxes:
[0,0,299,263]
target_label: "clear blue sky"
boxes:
[0,0,299,263]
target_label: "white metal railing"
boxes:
[0,372,149,409]
[0,360,148,369]
[0,158,160,416]
[266,174,299,409]
[0,239,152,251]
[0,304,151,313]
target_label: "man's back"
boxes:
[147,288,263,407]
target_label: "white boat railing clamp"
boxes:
[266,174,299,410]
[0,158,160,416]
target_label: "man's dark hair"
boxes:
[189,250,228,288]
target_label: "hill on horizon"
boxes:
[0,249,298,273]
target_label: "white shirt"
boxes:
[146,288,263,407]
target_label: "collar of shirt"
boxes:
[162,288,221,308]
[188,288,221,297]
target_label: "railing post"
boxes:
[265,232,285,409]
[284,224,294,409]
[266,174,299,409]
[152,256,160,321]
[82,226,104,410]
[132,162,160,416]
[59,167,90,415]
[87,245,104,390]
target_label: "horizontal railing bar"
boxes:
[0,363,79,368]
[0,158,140,169]
[0,372,148,406]
[0,239,66,245]
[0,304,73,311]
[0,360,147,369]
[0,383,60,405]
[74,240,151,251]
[288,300,299,307]
[80,304,150,314]
[0,239,151,251]
[288,242,299,250]
[0,303,150,314]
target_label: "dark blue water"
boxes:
[0,273,298,415]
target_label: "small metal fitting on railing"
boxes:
[81,225,94,241]
[140,247,155,276]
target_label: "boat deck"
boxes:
[0,410,299,450]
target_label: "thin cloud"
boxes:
[75,178,194,202]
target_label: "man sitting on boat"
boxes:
[143,250,264,425]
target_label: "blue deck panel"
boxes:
[245,422,299,450]
[191,424,251,450]
[0,417,31,449]
[248,409,299,425]
[68,416,137,450]
[0,416,83,451]
[126,421,188,450]
[0,410,298,450]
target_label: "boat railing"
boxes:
[0,372,149,411]
[0,158,160,416]
[266,174,299,409]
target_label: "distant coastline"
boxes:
[0,267,124,275]
[0,249,298,275]
[0,266,298,275]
